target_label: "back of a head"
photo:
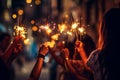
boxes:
[0,32,11,42]
[80,34,96,56]
[103,8,120,46]
[99,8,120,80]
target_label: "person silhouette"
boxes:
[75,8,120,80]
[0,32,23,80]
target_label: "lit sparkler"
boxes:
[13,25,27,39]
[58,23,67,33]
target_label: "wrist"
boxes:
[37,54,45,58]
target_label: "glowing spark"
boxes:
[13,25,27,39]
[78,27,85,33]
[24,38,30,45]
[51,34,60,40]
[40,24,52,35]
[18,9,24,15]
[58,24,67,33]
[67,31,72,36]
[44,40,56,48]
[71,22,79,29]
[12,14,17,19]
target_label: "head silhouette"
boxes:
[98,8,120,49]
[98,8,120,80]
[0,33,11,52]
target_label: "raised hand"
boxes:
[38,44,49,56]
[61,48,70,60]
[75,40,84,52]
[13,43,23,55]
[12,36,23,44]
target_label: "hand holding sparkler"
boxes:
[75,40,84,52]
[13,25,27,40]
[61,48,70,60]
[38,44,49,57]
[12,36,23,44]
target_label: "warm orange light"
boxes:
[71,22,79,29]
[13,25,27,39]
[32,26,38,31]
[65,14,69,18]
[26,0,32,4]
[31,20,35,24]
[58,24,67,33]
[51,34,60,40]
[24,39,30,45]
[44,40,56,48]
[78,27,85,33]
[46,29,52,35]
[35,0,41,5]
[18,9,24,15]
[67,31,72,36]
[12,14,17,19]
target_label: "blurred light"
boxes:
[0,24,7,32]
[31,20,35,24]
[4,10,10,21]
[32,26,38,31]
[67,31,72,36]
[44,40,56,48]
[26,0,32,4]
[13,25,27,39]
[65,14,69,18]
[46,28,52,35]
[71,22,79,29]
[24,39,30,45]
[30,5,33,7]
[40,25,52,35]
[58,24,67,33]
[62,41,65,44]
[12,14,17,19]
[18,9,24,15]
[7,0,12,8]
[35,0,41,5]
[44,56,50,63]
[78,27,85,33]
[51,34,60,40]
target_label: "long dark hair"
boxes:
[98,8,120,80]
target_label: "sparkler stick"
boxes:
[71,11,79,41]
[79,16,82,41]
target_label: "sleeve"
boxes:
[86,49,101,70]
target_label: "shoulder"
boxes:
[86,49,101,67]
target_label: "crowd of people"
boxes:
[0,8,120,80]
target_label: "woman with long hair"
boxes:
[75,8,120,80]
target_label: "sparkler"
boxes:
[37,13,86,49]
[13,25,27,39]
[58,23,67,33]
[71,22,79,41]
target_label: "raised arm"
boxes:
[49,41,65,66]
[75,41,91,71]
[1,36,23,67]
[61,48,87,80]
[28,44,48,80]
